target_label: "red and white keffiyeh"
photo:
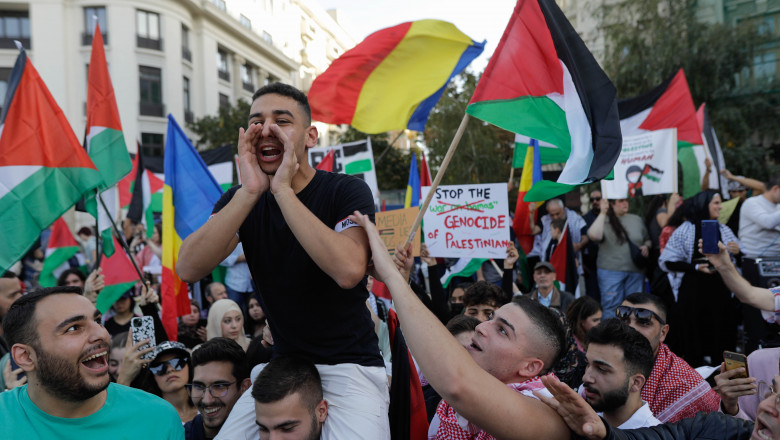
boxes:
[642,343,720,422]
[428,374,552,440]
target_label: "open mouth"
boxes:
[81,350,109,372]
[754,416,775,440]
[469,338,482,352]
[201,405,224,418]
[260,145,282,160]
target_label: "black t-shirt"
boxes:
[212,170,382,367]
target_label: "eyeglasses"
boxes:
[758,381,780,411]
[149,356,189,376]
[185,381,236,399]
[591,197,602,202]
[615,305,666,326]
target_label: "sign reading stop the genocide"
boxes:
[421,183,511,259]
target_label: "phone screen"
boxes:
[9,357,25,381]
[701,220,720,254]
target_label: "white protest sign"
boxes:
[602,128,678,199]
[421,183,511,259]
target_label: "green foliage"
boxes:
[599,0,779,181]
[188,100,251,153]
[423,71,515,186]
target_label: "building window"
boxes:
[239,14,251,30]
[136,10,162,50]
[139,66,163,117]
[217,48,230,81]
[0,11,30,49]
[141,133,164,158]
[0,67,11,114]
[219,93,230,109]
[183,76,193,123]
[261,31,273,45]
[241,63,254,92]
[83,7,107,45]
[211,0,227,11]
[181,25,191,62]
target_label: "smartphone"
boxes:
[723,351,748,378]
[701,220,720,254]
[197,318,208,328]
[9,356,25,381]
[130,316,156,360]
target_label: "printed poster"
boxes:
[602,129,678,199]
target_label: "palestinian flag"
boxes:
[126,148,165,235]
[466,0,621,202]
[513,136,542,254]
[697,104,728,197]
[440,258,486,288]
[0,46,102,274]
[618,69,706,198]
[420,151,432,187]
[84,23,131,256]
[628,164,665,198]
[95,235,139,313]
[548,221,577,292]
[118,153,139,208]
[39,218,82,287]
[315,148,336,172]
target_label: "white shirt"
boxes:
[614,401,662,429]
[739,195,780,258]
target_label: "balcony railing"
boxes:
[242,81,255,93]
[140,102,165,117]
[137,36,162,51]
[82,32,108,46]
[182,46,192,62]
[218,70,230,82]
[184,110,194,123]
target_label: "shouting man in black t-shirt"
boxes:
[177,83,389,439]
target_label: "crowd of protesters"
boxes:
[2,82,780,440]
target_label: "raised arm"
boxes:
[587,199,609,242]
[269,125,369,289]
[177,124,267,282]
[702,240,774,311]
[350,211,571,440]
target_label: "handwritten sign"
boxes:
[375,207,421,256]
[421,183,510,258]
[602,129,678,199]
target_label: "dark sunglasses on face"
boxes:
[615,305,666,326]
[149,356,189,376]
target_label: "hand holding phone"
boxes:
[130,316,156,360]
[723,351,748,378]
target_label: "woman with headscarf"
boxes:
[206,298,251,351]
[659,190,741,366]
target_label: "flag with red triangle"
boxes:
[118,153,139,209]
[95,235,140,313]
[420,151,432,187]
[618,69,705,198]
[0,46,102,274]
[387,308,429,440]
[315,148,336,172]
[39,218,83,287]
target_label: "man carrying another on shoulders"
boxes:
[176,83,387,439]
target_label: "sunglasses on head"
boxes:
[615,305,666,326]
[149,356,189,376]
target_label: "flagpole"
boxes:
[97,192,146,283]
[93,189,102,271]
[404,114,470,248]
[488,259,519,293]
[375,131,406,165]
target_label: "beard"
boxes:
[585,380,630,413]
[304,411,322,440]
[35,343,110,402]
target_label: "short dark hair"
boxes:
[624,292,667,322]
[586,319,654,380]
[2,271,19,279]
[191,337,249,383]
[550,218,566,232]
[251,356,322,411]
[252,82,311,125]
[57,268,86,286]
[445,315,481,336]
[205,282,223,300]
[3,286,83,347]
[510,296,566,372]
[463,281,507,308]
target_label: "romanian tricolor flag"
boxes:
[466,0,621,202]
[404,153,421,208]
[95,235,138,313]
[618,69,705,198]
[0,46,102,274]
[308,20,484,133]
[39,218,82,287]
[513,137,542,255]
[162,115,223,340]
